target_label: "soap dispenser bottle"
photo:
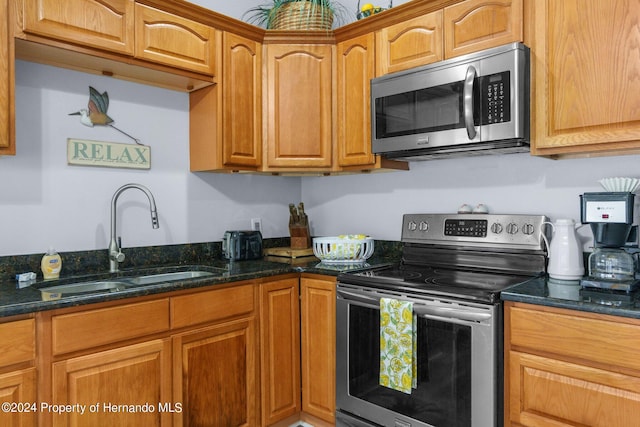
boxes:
[41,247,62,280]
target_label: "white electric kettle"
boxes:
[541,219,585,280]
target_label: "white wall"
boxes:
[301,154,640,250]
[192,0,411,26]
[3,0,639,257]
[0,61,300,256]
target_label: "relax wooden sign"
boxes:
[67,138,151,169]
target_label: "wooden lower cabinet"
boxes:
[300,275,336,424]
[0,368,36,427]
[0,318,36,427]
[173,317,259,427]
[505,302,640,426]
[52,339,172,427]
[39,284,260,427]
[260,277,301,426]
[32,275,337,427]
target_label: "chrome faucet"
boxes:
[109,183,159,272]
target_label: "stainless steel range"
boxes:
[335,213,548,427]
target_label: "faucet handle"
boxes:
[115,237,125,262]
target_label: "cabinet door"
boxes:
[222,32,262,168]
[0,0,14,155]
[0,368,36,427]
[443,0,522,58]
[375,11,443,76]
[134,4,216,75]
[260,278,300,425]
[0,319,36,426]
[336,33,375,167]
[265,44,333,170]
[509,350,640,426]
[173,317,259,427]
[530,0,640,156]
[300,276,336,423]
[52,339,172,427]
[23,0,134,55]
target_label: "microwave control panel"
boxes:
[479,71,511,125]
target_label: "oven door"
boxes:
[336,284,502,427]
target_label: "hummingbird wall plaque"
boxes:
[69,86,143,145]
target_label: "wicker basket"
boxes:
[270,1,334,30]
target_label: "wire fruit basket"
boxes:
[313,235,374,263]
[357,0,392,19]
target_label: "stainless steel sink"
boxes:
[39,269,224,300]
[121,270,219,286]
[40,280,129,300]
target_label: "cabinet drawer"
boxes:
[509,350,640,426]
[52,299,170,355]
[509,305,640,372]
[0,319,35,366]
[171,284,255,329]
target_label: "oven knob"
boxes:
[506,223,519,234]
[419,221,429,232]
[490,222,503,234]
[522,223,535,235]
[408,221,417,231]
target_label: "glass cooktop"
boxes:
[338,264,540,303]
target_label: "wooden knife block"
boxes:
[289,225,311,249]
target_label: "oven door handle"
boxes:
[413,306,492,323]
[337,289,493,323]
[337,289,381,309]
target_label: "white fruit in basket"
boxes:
[598,177,640,192]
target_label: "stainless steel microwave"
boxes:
[371,42,530,160]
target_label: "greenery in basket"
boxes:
[243,0,349,30]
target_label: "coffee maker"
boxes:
[580,192,638,292]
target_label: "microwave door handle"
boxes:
[463,65,477,140]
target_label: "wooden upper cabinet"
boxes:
[376,10,443,76]
[134,3,216,75]
[337,33,376,167]
[1,0,14,155]
[529,0,640,157]
[222,32,262,168]
[23,0,135,55]
[264,43,333,170]
[443,0,523,58]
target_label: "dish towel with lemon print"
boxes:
[379,298,417,394]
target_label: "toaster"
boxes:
[222,230,263,261]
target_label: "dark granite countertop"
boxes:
[501,276,640,320]
[0,256,397,318]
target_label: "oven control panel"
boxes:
[444,219,488,237]
[403,213,548,250]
